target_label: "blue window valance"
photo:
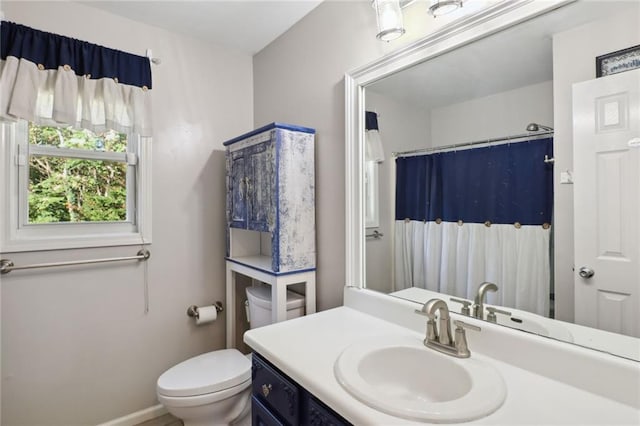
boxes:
[365,111,379,131]
[1,21,152,89]
[0,21,153,135]
[395,138,554,225]
[365,110,384,162]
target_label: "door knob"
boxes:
[578,267,595,279]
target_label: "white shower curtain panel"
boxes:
[394,220,550,316]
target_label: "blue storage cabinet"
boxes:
[224,122,316,273]
[224,123,317,349]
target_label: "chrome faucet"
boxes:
[419,298,453,345]
[472,282,498,320]
[415,298,481,358]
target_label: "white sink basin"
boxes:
[334,335,506,423]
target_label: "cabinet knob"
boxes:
[262,383,272,397]
[239,177,252,200]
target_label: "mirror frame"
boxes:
[344,0,574,289]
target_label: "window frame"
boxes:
[0,120,152,252]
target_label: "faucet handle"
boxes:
[449,297,472,316]
[453,320,481,358]
[486,306,512,323]
[454,320,481,332]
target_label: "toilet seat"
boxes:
[157,349,251,398]
[157,378,251,408]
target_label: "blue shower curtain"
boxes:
[394,138,554,316]
[396,138,553,224]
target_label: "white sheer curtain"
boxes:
[394,220,551,316]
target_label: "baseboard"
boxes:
[96,404,168,426]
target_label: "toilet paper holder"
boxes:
[187,301,224,319]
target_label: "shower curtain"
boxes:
[394,138,553,316]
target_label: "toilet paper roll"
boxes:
[195,305,217,325]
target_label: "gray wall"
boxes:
[0,1,253,424]
[430,81,554,147]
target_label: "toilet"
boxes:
[156,286,305,426]
[245,286,305,328]
[156,350,252,426]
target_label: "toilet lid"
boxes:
[157,349,251,397]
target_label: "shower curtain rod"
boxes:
[392,130,554,158]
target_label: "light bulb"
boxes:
[372,0,406,42]
[428,0,463,17]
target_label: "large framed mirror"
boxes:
[346,0,640,361]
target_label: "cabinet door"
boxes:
[229,149,247,229]
[252,395,285,426]
[246,140,274,232]
[252,352,300,425]
[306,396,351,426]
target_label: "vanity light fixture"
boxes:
[372,0,413,42]
[428,0,464,17]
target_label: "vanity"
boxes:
[245,288,640,424]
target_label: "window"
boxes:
[0,120,152,252]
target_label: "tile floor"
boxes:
[134,413,183,426]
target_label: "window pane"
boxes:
[28,156,128,223]
[28,124,127,153]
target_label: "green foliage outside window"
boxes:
[28,125,129,224]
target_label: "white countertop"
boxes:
[244,302,640,425]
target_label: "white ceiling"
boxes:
[367,1,637,111]
[80,0,324,55]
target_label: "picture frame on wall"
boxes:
[596,44,640,78]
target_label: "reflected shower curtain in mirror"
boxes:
[394,138,553,316]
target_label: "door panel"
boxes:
[573,69,640,337]
[229,151,247,228]
[247,141,274,232]
[596,289,634,335]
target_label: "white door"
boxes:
[573,69,640,338]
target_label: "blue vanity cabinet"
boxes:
[251,352,351,426]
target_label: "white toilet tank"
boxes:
[245,286,305,329]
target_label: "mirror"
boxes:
[346,0,640,361]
